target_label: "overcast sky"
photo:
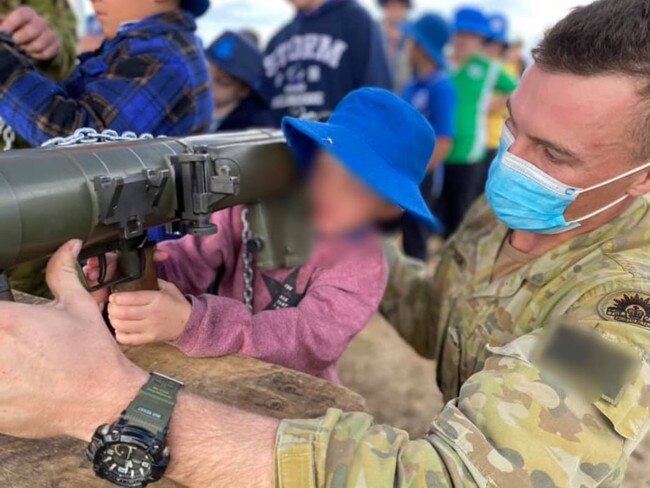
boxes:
[194,0,591,50]
[69,0,591,52]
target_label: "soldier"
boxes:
[0,0,649,486]
[0,0,77,150]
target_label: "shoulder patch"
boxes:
[598,291,650,329]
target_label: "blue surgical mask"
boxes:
[486,126,650,234]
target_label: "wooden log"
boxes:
[0,293,366,487]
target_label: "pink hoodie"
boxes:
[156,205,388,382]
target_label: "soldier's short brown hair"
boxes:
[533,0,650,160]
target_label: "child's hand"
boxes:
[83,254,119,307]
[107,280,192,346]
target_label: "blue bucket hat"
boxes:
[401,13,450,68]
[206,31,265,99]
[282,88,441,230]
[487,13,509,45]
[453,7,490,38]
[180,0,210,17]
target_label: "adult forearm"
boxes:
[165,393,278,487]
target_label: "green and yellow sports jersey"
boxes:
[448,54,518,165]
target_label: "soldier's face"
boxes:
[91,0,179,39]
[506,64,650,225]
[307,151,401,237]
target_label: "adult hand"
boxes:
[0,240,147,441]
[0,7,60,61]
[108,280,192,346]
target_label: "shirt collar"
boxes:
[114,10,196,40]
[471,196,650,298]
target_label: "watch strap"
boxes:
[123,372,183,436]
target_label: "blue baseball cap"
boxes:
[206,31,265,99]
[401,13,450,68]
[180,0,210,17]
[487,13,509,45]
[282,88,441,230]
[453,7,490,38]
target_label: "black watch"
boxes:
[86,372,183,487]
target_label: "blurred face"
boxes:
[382,0,409,24]
[483,41,507,60]
[506,65,650,226]
[91,0,178,39]
[287,0,325,12]
[209,65,250,109]
[407,41,430,70]
[452,32,484,63]
[307,151,401,237]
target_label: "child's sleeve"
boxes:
[495,64,519,95]
[172,239,389,378]
[0,37,201,146]
[427,81,457,139]
[156,209,242,296]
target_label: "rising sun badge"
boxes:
[598,291,650,329]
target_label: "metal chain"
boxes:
[241,208,255,312]
[0,117,15,151]
[41,128,157,147]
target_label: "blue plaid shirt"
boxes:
[0,10,213,146]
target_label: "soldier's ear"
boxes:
[628,169,650,197]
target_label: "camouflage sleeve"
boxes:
[30,0,77,80]
[276,280,650,487]
[379,241,439,358]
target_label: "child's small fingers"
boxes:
[108,303,149,321]
[153,250,169,262]
[115,332,149,346]
[110,291,158,306]
[110,318,148,335]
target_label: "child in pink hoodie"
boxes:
[88,88,439,382]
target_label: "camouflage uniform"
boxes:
[3,1,76,296]
[0,0,77,81]
[275,195,650,487]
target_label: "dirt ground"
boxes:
[338,315,650,487]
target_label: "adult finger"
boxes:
[22,30,58,60]
[31,41,59,61]
[0,6,33,34]
[46,240,88,302]
[11,14,44,46]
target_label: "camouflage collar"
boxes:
[471,196,650,298]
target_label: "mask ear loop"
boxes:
[576,161,650,194]
[569,161,650,223]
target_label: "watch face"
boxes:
[98,443,154,485]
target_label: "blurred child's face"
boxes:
[483,41,507,60]
[91,0,179,39]
[287,0,325,12]
[452,32,484,63]
[307,151,401,237]
[210,65,251,109]
[407,41,429,70]
[382,0,409,24]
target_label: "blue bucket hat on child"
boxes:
[206,31,265,99]
[282,88,441,230]
[401,13,450,68]
[453,7,490,37]
[487,13,509,45]
[180,0,210,17]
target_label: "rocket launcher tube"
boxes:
[0,130,299,294]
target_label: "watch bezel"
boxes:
[87,423,169,487]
